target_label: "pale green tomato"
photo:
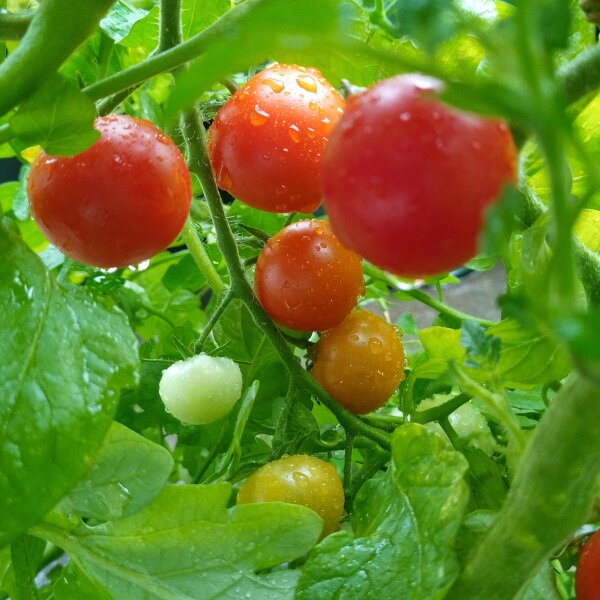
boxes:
[158,354,243,425]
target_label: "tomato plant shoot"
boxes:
[311,310,406,414]
[208,64,344,213]
[158,354,243,425]
[237,455,344,536]
[28,115,192,268]
[255,219,365,332]
[322,74,518,278]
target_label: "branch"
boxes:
[0,10,33,40]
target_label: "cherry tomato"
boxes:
[208,64,345,213]
[254,219,365,332]
[237,454,344,536]
[576,529,600,600]
[311,310,405,414]
[28,115,192,268]
[322,74,518,278]
[159,354,243,425]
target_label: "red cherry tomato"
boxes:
[322,74,518,278]
[237,454,344,536]
[576,529,600,600]
[28,115,192,268]
[255,219,365,332]
[311,310,406,414]
[208,64,345,213]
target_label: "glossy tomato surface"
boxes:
[322,74,518,278]
[311,310,405,414]
[28,115,192,268]
[208,64,345,213]
[576,529,600,600]
[237,454,344,536]
[255,219,365,332]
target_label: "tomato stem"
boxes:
[0,9,33,41]
[194,288,235,352]
[180,217,226,294]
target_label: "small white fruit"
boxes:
[158,353,243,425]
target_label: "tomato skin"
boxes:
[254,219,365,332]
[311,310,405,414]
[237,454,344,536]
[208,64,345,213]
[576,529,600,600]
[158,354,243,425]
[322,74,518,278]
[28,115,192,268]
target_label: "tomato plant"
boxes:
[237,454,345,536]
[28,114,192,268]
[208,63,344,213]
[254,219,365,332]
[158,354,243,425]
[322,74,518,278]
[575,529,600,600]
[311,310,406,414]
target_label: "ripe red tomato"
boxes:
[28,115,192,268]
[576,529,600,600]
[322,74,518,278]
[311,309,405,414]
[254,219,365,332]
[208,64,345,213]
[237,454,344,536]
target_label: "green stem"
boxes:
[194,288,235,352]
[0,9,33,40]
[364,263,495,327]
[559,44,600,104]
[180,217,225,294]
[179,106,391,451]
[412,392,472,424]
[451,364,526,451]
[451,373,600,599]
[343,435,354,509]
[83,0,265,103]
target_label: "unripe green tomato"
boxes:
[158,354,243,425]
[237,455,345,536]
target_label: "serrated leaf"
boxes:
[100,0,152,43]
[54,484,321,600]
[0,221,139,545]
[62,422,173,521]
[9,74,99,156]
[297,424,469,600]
[182,0,230,39]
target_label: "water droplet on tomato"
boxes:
[218,165,233,189]
[309,101,318,111]
[276,184,288,196]
[369,337,383,354]
[306,127,316,139]
[263,78,284,93]
[350,333,360,342]
[297,74,318,93]
[288,124,301,143]
[250,104,270,126]
[399,112,411,121]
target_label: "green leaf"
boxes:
[487,319,571,387]
[297,424,469,599]
[9,535,45,600]
[100,0,152,43]
[62,421,173,521]
[0,181,18,215]
[167,0,357,116]
[53,484,322,599]
[182,0,230,39]
[9,74,99,156]
[461,320,501,368]
[0,221,139,545]
[272,391,320,458]
[54,563,113,600]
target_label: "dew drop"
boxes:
[369,337,383,354]
[306,127,316,139]
[297,74,318,93]
[309,101,318,111]
[250,104,270,126]
[263,78,284,93]
[288,124,301,143]
[218,165,233,189]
